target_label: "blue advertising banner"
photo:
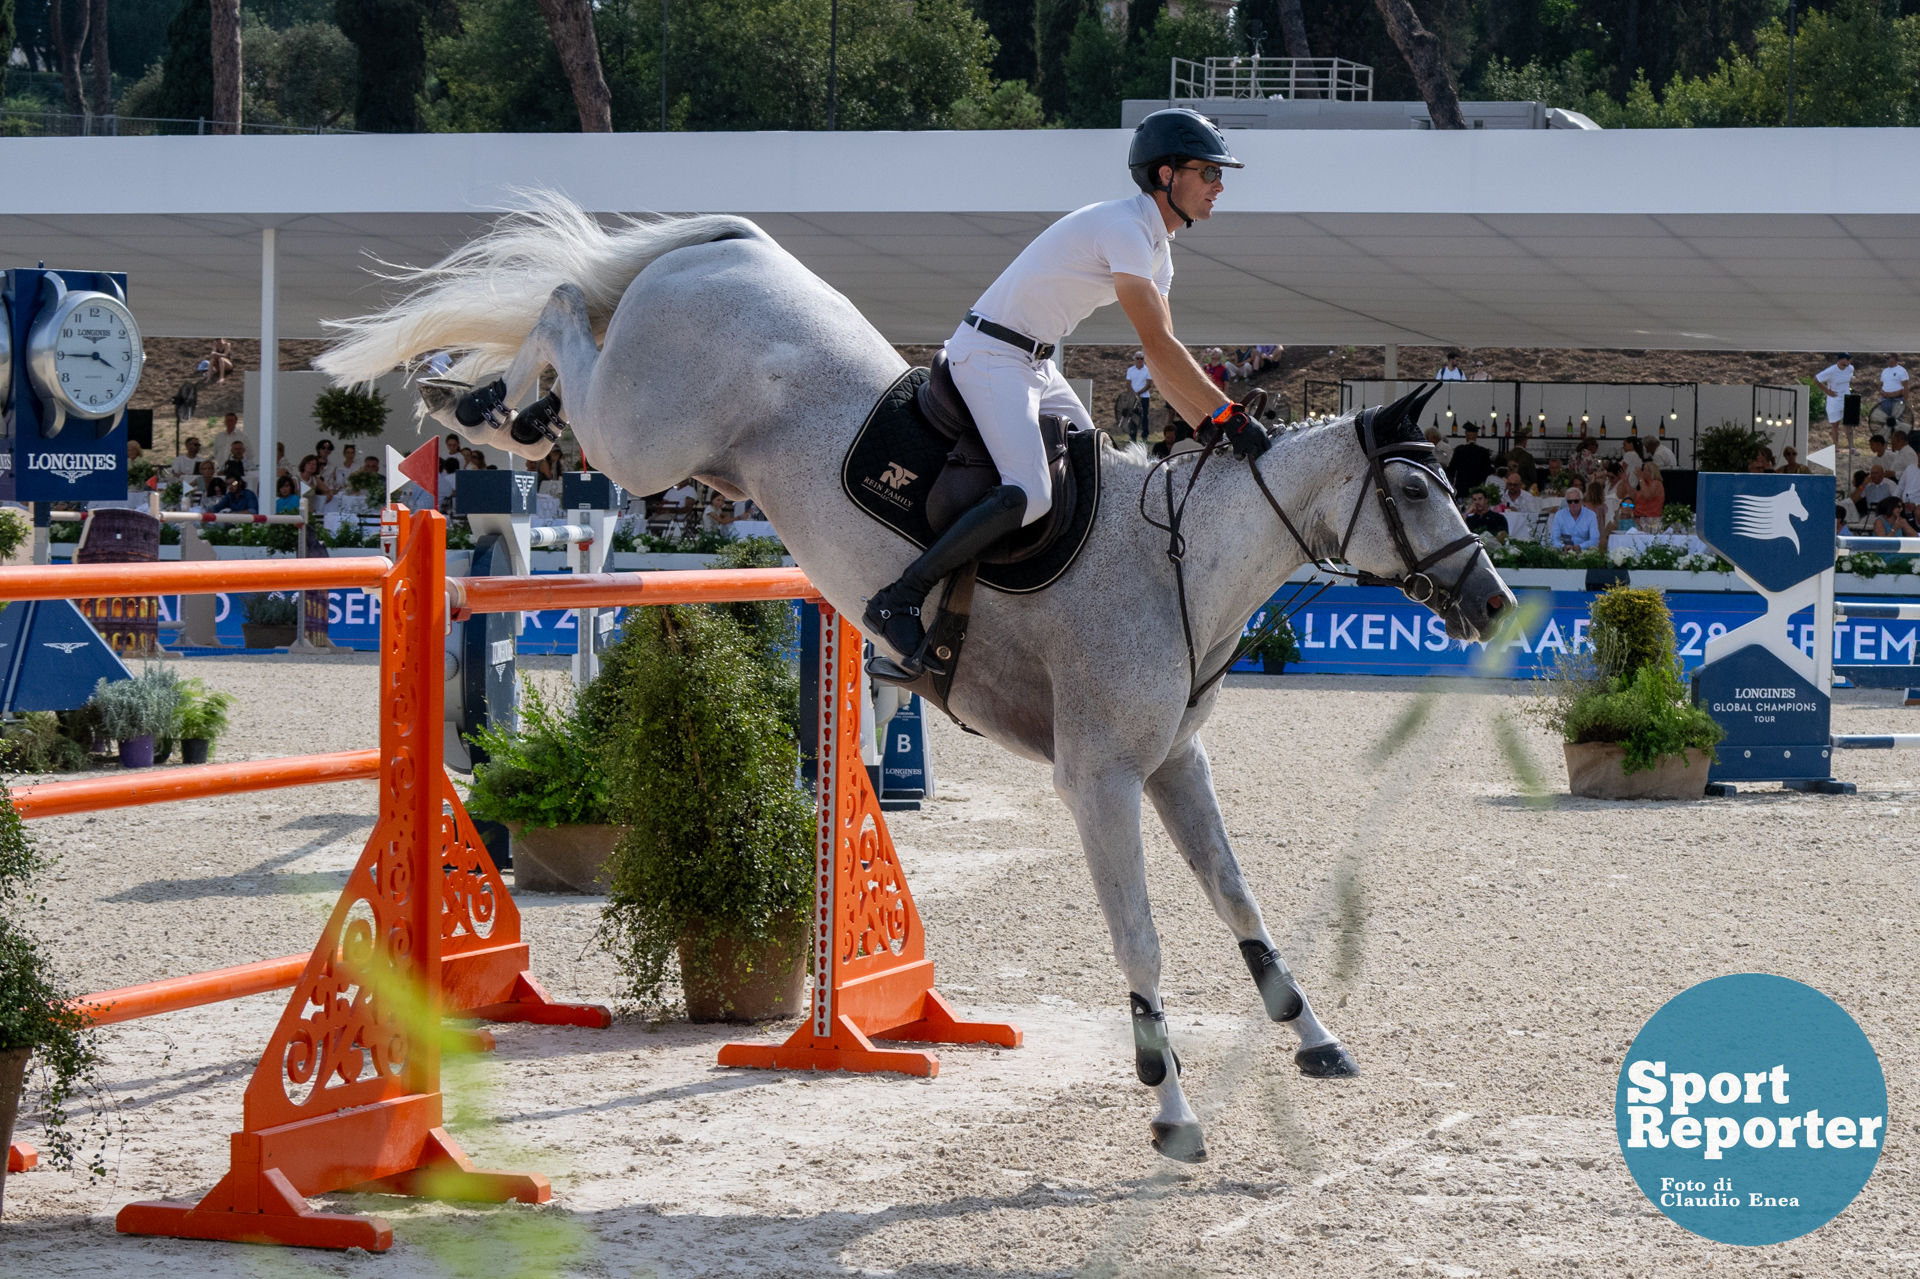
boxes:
[158,589,619,655]
[1233,585,1919,681]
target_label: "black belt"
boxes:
[963,312,1055,361]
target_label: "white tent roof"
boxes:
[2,127,1916,349]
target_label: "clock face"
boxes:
[48,297,142,416]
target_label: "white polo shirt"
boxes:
[1818,364,1854,396]
[1125,365,1152,394]
[966,194,1173,345]
[1882,365,1910,396]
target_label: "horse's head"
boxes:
[1335,385,1517,643]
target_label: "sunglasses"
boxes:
[1567,498,1583,504]
[1180,163,1225,184]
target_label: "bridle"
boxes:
[1144,388,1491,708]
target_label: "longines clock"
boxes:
[3,269,141,502]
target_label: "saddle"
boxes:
[916,350,1078,563]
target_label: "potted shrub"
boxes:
[1541,586,1724,800]
[1248,615,1301,674]
[594,541,812,1022]
[0,782,107,1216]
[311,385,388,440]
[89,668,184,769]
[465,682,617,894]
[175,679,235,765]
[240,592,300,649]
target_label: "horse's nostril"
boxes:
[1486,593,1505,614]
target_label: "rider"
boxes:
[864,108,1273,678]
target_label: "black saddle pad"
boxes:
[842,367,1101,595]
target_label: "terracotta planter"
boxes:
[509,823,627,894]
[1564,743,1713,800]
[0,1046,31,1219]
[241,623,298,650]
[678,920,809,1022]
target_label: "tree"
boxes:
[86,0,108,114]
[211,0,242,132]
[337,0,458,132]
[243,17,358,127]
[533,0,613,131]
[49,0,87,114]
[1371,0,1465,128]
[0,0,13,99]
[150,0,213,124]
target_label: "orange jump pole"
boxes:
[116,508,599,1253]
[78,956,310,1026]
[719,604,1021,1077]
[451,565,818,615]
[11,750,381,820]
[0,557,391,601]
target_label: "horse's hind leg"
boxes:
[1054,764,1208,1163]
[1144,735,1360,1078]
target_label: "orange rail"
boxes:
[452,566,820,614]
[12,749,382,820]
[0,557,391,601]
[75,955,307,1026]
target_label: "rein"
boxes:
[1141,399,1490,708]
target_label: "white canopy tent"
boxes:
[4,126,1919,473]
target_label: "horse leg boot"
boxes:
[1054,764,1206,1162]
[1144,735,1360,1079]
[864,483,1026,680]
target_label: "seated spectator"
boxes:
[208,338,233,385]
[1634,463,1666,530]
[1571,437,1601,483]
[191,459,220,505]
[1201,349,1229,391]
[1549,487,1600,550]
[1778,446,1810,474]
[221,440,250,482]
[1651,437,1678,468]
[172,436,203,478]
[1899,454,1920,520]
[702,494,737,532]
[1863,464,1897,510]
[1872,496,1918,539]
[445,433,466,466]
[1504,431,1538,489]
[274,475,300,515]
[1837,504,1851,535]
[209,476,258,514]
[1251,344,1281,373]
[1499,470,1541,538]
[1607,459,1637,529]
[127,440,144,463]
[1150,421,1200,459]
[1544,457,1568,491]
[201,477,227,508]
[1225,348,1254,381]
[1463,491,1508,540]
[1888,429,1918,478]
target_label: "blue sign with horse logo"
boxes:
[1699,474,1834,594]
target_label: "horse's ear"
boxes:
[1369,383,1440,445]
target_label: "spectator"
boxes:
[274,475,300,515]
[1862,464,1897,511]
[1226,347,1254,381]
[1872,353,1909,428]
[191,459,220,505]
[1549,487,1600,550]
[1544,457,1568,491]
[1503,429,1538,489]
[202,477,227,506]
[1748,452,1772,474]
[1571,436,1602,483]
[212,412,246,463]
[1150,421,1200,459]
[274,441,289,481]
[1202,349,1229,392]
[1635,463,1666,530]
[1778,446,1810,474]
[1499,470,1541,539]
[1650,436,1678,469]
[1606,459,1637,531]
[445,434,466,466]
[1446,423,1493,491]
[1124,352,1153,443]
[1866,434,1889,474]
[1251,344,1281,373]
[661,479,703,529]
[1899,454,1920,520]
[1837,504,1850,535]
[221,440,249,482]
[1887,429,1917,478]
[1850,469,1871,518]
[702,493,737,532]
[172,436,203,478]
[1872,496,1918,539]
[463,448,486,471]
[1435,351,1466,381]
[1463,490,1508,540]
[208,337,233,385]
[1423,425,1454,465]
[210,475,257,514]
[1619,436,1644,485]
[1815,353,1855,429]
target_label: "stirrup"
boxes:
[866,652,922,686]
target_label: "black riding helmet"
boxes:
[1128,108,1243,227]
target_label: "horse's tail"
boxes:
[315,192,768,386]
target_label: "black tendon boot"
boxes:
[864,484,1027,679]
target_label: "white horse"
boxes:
[319,199,1515,1163]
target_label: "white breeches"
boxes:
[945,326,1096,527]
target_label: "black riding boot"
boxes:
[864,484,1028,679]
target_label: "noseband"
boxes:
[1147,400,1490,708]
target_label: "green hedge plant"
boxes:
[0,782,108,1178]
[1540,586,1724,774]
[312,385,388,439]
[89,668,184,742]
[176,679,235,745]
[464,681,610,829]
[592,537,810,1013]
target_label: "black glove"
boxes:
[1208,402,1272,461]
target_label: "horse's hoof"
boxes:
[1295,1041,1361,1078]
[1150,1120,1208,1164]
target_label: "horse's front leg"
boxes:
[421,284,600,461]
[1144,734,1360,1078]
[1054,762,1207,1163]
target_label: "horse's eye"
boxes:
[1400,476,1429,500]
